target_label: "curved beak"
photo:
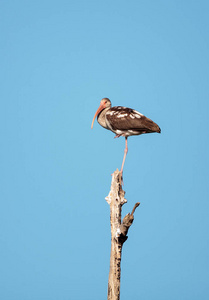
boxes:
[91,102,106,129]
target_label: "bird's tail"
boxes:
[156,125,161,133]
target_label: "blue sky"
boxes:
[1,0,209,299]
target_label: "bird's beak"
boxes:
[91,102,106,129]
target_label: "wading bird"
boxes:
[91,98,161,176]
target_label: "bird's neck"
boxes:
[97,107,110,129]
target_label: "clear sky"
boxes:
[1,0,209,299]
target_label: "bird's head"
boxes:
[91,98,111,129]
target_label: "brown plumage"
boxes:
[91,98,161,176]
[106,107,161,134]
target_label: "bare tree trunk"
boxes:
[105,169,140,300]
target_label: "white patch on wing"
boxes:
[117,113,128,118]
[133,110,143,118]
[130,114,135,119]
[107,111,115,116]
[116,129,123,135]
[128,130,140,135]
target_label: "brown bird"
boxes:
[91,98,161,175]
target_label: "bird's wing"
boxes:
[106,106,160,133]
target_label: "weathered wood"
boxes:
[105,169,140,300]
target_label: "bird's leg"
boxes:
[120,137,128,176]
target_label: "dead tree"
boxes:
[105,169,140,300]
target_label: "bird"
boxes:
[91,98,161,176]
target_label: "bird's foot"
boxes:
[114,134,121,138]
[111,170,124,185]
